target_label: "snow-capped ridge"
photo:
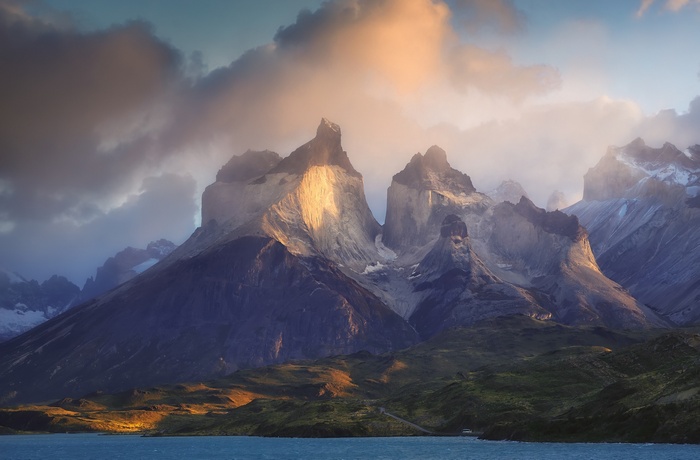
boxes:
[583,139,700,202]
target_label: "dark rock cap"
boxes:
[440,214,468,238]
[216,150,282,183]
[268,118,360,177]
[514,196,583,241]
[392,146,475,194]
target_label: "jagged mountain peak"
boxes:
[584,138,700,201]
[487,179,529,204]
[546,190,568,212]
[318,117,341,136]
[409,213,548,338]
[268,118,359,177]
[383,146,484,249]
[424,145,450,171]
[617,138,696,169]
[689,144,700,161]
[392,146,474,194]
[199,118,381,269]
[567,139,700,326]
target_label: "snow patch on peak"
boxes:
[361,262,386,275]
[616,151,699,187]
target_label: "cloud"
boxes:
[430,97,645,206]
[637,96,700,148]
[0,173,197,284]
[452,0,525,34]
[0,2,194,281]
[0,6,184,222]
[636,0,700,17]
[2,0,698,284]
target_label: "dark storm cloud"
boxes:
[0,5,184,223]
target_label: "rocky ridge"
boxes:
[566,138,700,325]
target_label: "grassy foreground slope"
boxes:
[1,316,699,442]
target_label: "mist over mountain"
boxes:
[486,180,530,205]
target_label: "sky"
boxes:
[1,0,699,284]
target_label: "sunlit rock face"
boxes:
[200,119,381,270]
[567,138,700,325]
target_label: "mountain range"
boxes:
[0,240,176,342]
[0,119,690,406]
[566,138,700,325]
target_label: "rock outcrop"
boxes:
[200,119,381,270]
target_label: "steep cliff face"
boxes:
[200,150,283,226]
[383,146,486,250]
[567,139,700,325]
[487,198,656,328]
[408,215,546,339]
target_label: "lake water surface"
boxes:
[2,434,700,459]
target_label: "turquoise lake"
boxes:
[2,434,700,459]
